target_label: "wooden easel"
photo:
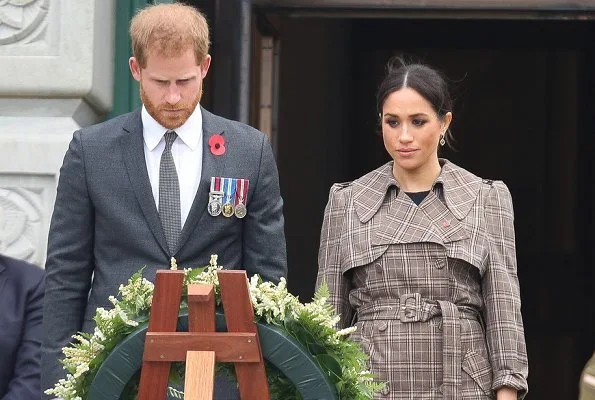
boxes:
[137,270,270,399]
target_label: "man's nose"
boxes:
[166,84,181,104]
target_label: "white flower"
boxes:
[336,326,357,336]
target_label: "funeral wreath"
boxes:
[46,255,385,399]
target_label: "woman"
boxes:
[316,58,528,399]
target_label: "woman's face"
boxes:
[381,87,452,175]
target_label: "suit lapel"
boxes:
[0,260,7,300]
[121,110,169,255]
[177,107,226,252]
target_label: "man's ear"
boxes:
[200,54,212,79]
[129,57,142,82]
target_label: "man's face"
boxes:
[129,48,211,129]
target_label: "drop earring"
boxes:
[439,134,446,146]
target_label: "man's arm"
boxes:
[42,131,95,397]
[241,135,287,283]
[3,271,44,400]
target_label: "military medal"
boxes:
[222,177,236,218]
[207,177,223,217]
[234,178,249,219]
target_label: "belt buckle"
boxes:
[399,292,422,323]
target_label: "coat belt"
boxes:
[356,294,480,400]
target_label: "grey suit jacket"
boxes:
[41,107,287,395]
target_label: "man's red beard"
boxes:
[141,83,201,130]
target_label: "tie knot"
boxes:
[164,130,177,150]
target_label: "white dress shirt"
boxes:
[142,105,203,229]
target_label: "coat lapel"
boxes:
[177,107,226,252]
[418,190,468,243]
[121,110,169,255]
[372,189,446,246]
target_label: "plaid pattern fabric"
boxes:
[158,130,181,254]
[316,159,528,399]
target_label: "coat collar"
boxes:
[353,159,482,224]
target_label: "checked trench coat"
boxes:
[316,160,528,399]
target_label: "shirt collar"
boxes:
[142,105,203,151]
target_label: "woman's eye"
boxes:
[386,119,398,128]
[412,119,428,127]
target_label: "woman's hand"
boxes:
[496,386,517,400]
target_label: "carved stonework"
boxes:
[0,187,44,265]
[0,0,49,45]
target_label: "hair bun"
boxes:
[385,55,408,75]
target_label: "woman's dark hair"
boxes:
[377,56,453,141]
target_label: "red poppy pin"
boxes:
[209,132,226,156]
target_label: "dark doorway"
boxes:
[271,14,595,400]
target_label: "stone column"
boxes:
[0,0,115,266]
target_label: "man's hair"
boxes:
[130,3,210,68]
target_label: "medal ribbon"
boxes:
[230,178,237,203]
[235,179,249,206]
[224,177,236,204]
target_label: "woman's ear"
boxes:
[442,112,453,132]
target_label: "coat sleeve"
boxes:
[3,271,44,400]
[42,131,95,398]
[241,134,287,284]
[316,184,353,329]
[482,181,529,398]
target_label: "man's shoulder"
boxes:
[77,109,141,139]
[201,108,265,140]
[0,254,44,287]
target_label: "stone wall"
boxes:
[0,0,115,266]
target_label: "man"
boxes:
[41,3,286,398]
[0,254,44,400]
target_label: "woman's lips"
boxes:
[397,149,417,156]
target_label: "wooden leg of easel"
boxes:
[184,351,216,400]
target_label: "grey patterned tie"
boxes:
[159,130,181,254]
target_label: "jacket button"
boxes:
[377,321,387,332]
[435,259,446,269]
[381,382,391,395]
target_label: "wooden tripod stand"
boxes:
[137,270,270,399]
